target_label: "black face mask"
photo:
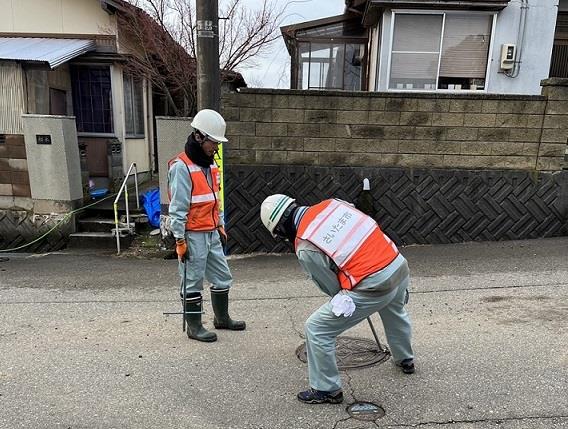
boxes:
[274,205,298,243]
[185,133,214,168]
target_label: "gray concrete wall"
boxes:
[155,116,192,209]
[22,114,82,213]
[222,81,568,172]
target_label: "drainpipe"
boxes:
[505,0,528,78]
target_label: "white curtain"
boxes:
[439,15,492,78]
[390,14,443,86]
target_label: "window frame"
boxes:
[385,9,497,93]
[70,65,115,136]
[123,74,146,139]
[296,38,368,91]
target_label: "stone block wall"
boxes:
[222,83,567,172]
[225,166,568,253]
[217,79,568,253]
[0,134,31,201]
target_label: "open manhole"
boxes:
[295,336,390,369]
[347,402,385,421]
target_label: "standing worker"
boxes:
[260,194,414,404]
[168,109,245,342]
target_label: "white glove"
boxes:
[330,292,356,317]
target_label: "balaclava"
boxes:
[185,132,214,168]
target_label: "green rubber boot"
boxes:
[184,296,217,342]
[211,289,246,330]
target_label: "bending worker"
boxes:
[260,194,414,404]
[168,109,245,342]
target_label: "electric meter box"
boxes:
[500,44,516,70]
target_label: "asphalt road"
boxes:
[0,237,567,428]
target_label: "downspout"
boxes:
[505,0,528,78]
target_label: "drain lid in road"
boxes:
[347,402,385,421]
[296,336,390,369]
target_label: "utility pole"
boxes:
[196,0,220,112]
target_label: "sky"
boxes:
[236,0,345,88]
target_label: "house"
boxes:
[282,0,565,94]
[0,0,246,208]
[0,0,245,212]
[0,0,156,202]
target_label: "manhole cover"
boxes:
[347,402,385,421]
[295,336,390,369]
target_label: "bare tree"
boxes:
[217,0,284,72]
[117,0,285,116]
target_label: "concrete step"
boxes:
[67,232,133,250]
[85,194,143,215]
[78,218,135,233]
[83,206,145,218]
[77,217,122,232]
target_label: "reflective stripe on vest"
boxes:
[168,152,220,231]
[297,199,399,289]
[301,199,377,268]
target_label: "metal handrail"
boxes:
[113,162,139,254]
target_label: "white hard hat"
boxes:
[260,194,296,236]
[191,109,228,143]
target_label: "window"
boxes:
[299,42,365,90]
[49,88,67,116]
[389,12,493,91]
[123,74,145,137]
[71,66,113,133]
[550,12,568,78]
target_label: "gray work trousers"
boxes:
[304,255,413,392]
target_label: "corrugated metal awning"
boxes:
[0,37,96,69]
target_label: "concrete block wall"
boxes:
[21,115,83,213]
[540,79,568,170]
[155,116,193,209]
[0,134,31,204]
[222,81,568,172]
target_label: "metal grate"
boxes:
[555,12,568,36]
[550,43,568,78]
[347,402,386,421]
[296,336,391,370]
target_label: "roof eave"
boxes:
[363,0,510,25]
[280,13,363,52]
[100,0,127,14]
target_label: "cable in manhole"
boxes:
[347,402,385,421]
[296,336,390,369]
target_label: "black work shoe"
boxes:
[397,358,415,374]
[297,388,343,404]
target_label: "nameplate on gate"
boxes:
[36,135,52,145]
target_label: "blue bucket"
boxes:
[90,188,109,199]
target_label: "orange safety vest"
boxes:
[296,199,399,290]
[168,152,220,231]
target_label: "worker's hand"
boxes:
[176,239,188,262]
[218,226,227,247]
